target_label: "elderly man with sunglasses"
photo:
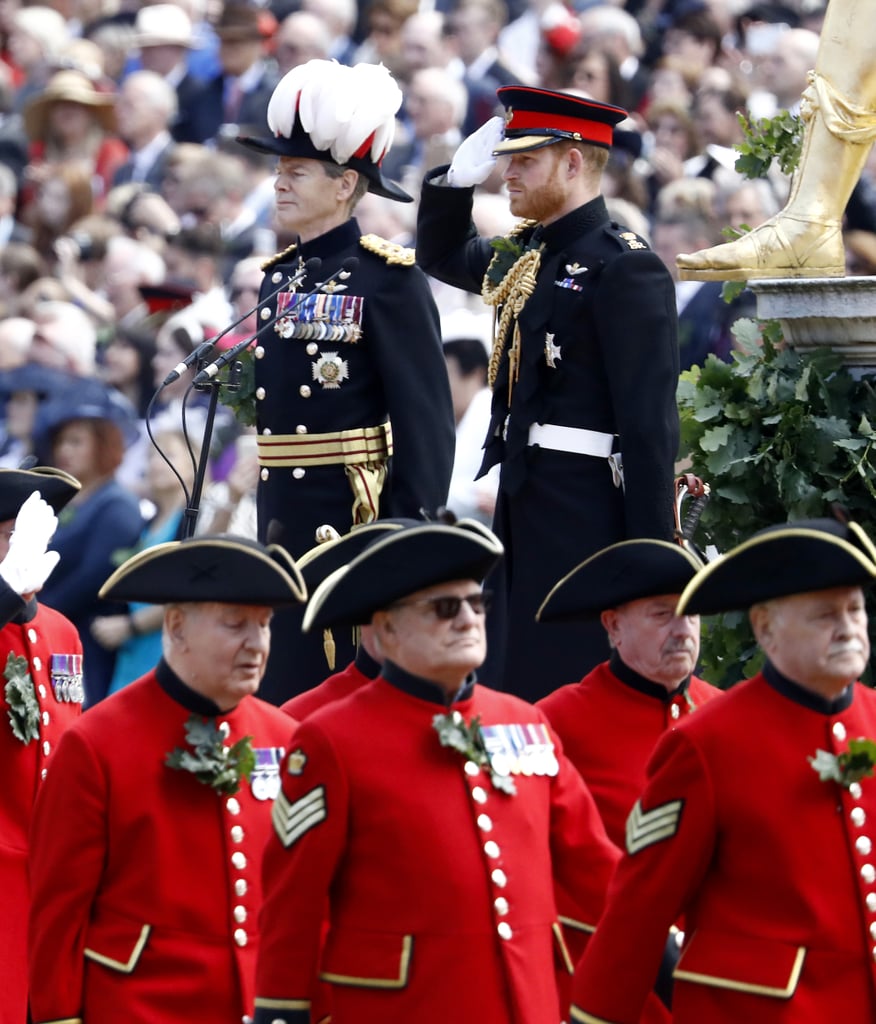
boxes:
[254,519,620,1024]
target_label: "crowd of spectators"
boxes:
[0,0,865,700]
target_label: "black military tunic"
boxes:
[253,217,455,703]
[417,170,679,702]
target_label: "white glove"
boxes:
[447,116,505,188]
[0,491,61,596]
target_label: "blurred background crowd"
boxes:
[0,0,866,703]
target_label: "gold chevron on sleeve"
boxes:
[273,785,327,848]
[626,798,683,855]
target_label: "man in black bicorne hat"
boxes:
[28,536,307,1024]
[416,84,681,703]
[235,58,455,704]
[572,518,876,1024]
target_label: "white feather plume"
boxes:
[329,63,402,164]
[266,59,402,165]
[267,63,311,139]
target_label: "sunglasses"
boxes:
[390,591,492,620]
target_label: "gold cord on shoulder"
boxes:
[482,247,542,402]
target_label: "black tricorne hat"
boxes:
[303,520,503,631]
[237,59,412,202]
[297,518,423,592]
[493,86,628,154]
[0,467,80,521]
[676,519,876,616]
[538,539,704,622]
[99,535,307,607]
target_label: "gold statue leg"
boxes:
[677,0,876,281]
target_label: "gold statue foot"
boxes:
[675,213,845,281]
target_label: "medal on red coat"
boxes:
[251,746,285,800]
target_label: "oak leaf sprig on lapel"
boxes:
[4,651,40,744]
[165,715,256,796]
[433,710,516,795]
[484,220,539,287]
[808,738,876,788]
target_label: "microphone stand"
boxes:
[179,256,357,538]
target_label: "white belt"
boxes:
[527,422,615,458]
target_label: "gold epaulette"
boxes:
[261,241,299,271]
[359,233,416,266]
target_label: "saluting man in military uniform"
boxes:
[27,537,307,1024]
[417,87,680,702]
[237,59,455,703]
[254,520,620,1024]
[0,468,83,1024]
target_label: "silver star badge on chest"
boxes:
[312,351,349,389]
[545,332,562,368]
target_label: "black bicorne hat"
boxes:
[237,59,412,202]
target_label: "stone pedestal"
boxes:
[750,276,876,372]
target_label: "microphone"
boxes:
[157,257,322,388]
[162,341,215,386]
[191,257,360,386]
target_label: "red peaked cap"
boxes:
[494,86,628,154]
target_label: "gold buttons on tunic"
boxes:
[472,787,488,804]
[491,868,507,887]
[497,922,513,940]
[292,468,306,479]
[235,879,248,897]
[494,897,509,915]
[484,841,500,858]
[231,851,247,870]
[861,863,875,884]
[226,797,241,815]
[833,722,847,741]
[464,761,480,776]
[853,807,867,827]
[231,825,244,843]
[477,814,493,832]
[234,928,248,947]
[299,385,311,398]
